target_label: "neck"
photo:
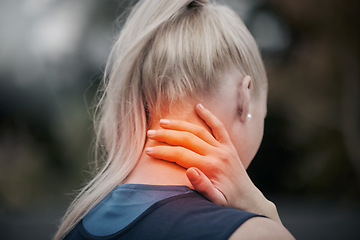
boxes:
[123,104,211,188]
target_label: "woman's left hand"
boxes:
[145,104,282,224]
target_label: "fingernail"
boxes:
[192,168,200,177]
[198,103,205,110]
[145,147,154,153]
[160,119,170,125]
[189,168,199,177]
[187,168,200,181]
[147,130,156,137]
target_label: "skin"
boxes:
[124,69,261,185]
[123,68,294,239]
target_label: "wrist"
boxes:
[232,183,282,225]
[265,200,282,225]
[252,196,282,225]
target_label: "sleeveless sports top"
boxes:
[63,184,262,240]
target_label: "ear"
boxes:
[238,75,252,122]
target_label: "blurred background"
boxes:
[0,0,359,239]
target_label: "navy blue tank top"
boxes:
[63,184,262,240]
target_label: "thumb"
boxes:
[186,167,226,206]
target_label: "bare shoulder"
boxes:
[228,217,295,240]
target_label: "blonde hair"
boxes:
[54,0,267,239]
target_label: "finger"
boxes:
[145,145,206,169]
[147,129,215,155]
[195,104,231,144]
[159,119,219,147]
[186,167,227,206]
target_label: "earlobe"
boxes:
[238,75,252,122]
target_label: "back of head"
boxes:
[54,1,267,239]
[104,0,267,129]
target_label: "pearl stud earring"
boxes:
[246,113,252,121]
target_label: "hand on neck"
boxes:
[123,103,211,187]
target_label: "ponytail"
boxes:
[54,1,201,239]
[54,0,266,238]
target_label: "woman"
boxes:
[55,0,294,239]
